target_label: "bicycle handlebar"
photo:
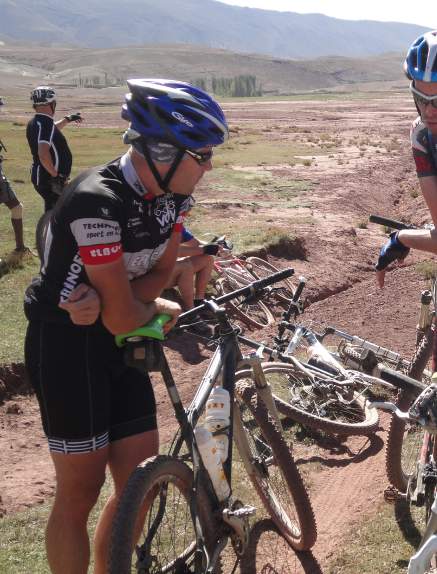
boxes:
[368,214,416,231]
[117,268,294,345]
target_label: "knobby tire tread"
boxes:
[385,326,434,493]
[238,362,379,436]
[109,455,215,574]
[235,380,317,551]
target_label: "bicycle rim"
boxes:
[385,327,433,493]
[235,380,317,551]
[246,256,295,303]
[243,362,379,436]
[216,275,274,329]
[109,455,215,574]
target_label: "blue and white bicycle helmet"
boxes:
[121,79,228,150]
[404,30,437,82]
[30,86,56,105]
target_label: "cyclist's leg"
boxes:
[93,430,159,574]
[189,253,214,301]
[165,258,195,310]
[94,360,159,574]
[47,448,108,574]
[35,183,58,212]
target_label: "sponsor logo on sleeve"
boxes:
[70,218,121,246]
[79,242,123,265]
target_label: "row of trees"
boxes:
[72,73,262,96]
[192,75,262,97]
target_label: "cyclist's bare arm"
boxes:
[37,142,57,176]
[397,179,437,253]
[130,232,182,302]
[419,175,437,227]
[85,258,173,335]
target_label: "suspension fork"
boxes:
[239,346,283,431]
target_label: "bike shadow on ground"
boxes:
[393,496,422,556]
[284,421,385,469]
[240,518,322,574]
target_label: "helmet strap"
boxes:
[139,141,185,194]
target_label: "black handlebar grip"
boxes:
[368,215,416,231]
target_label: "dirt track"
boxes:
[0,94,432,570]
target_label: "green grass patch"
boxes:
[415,260,437,281]
[326,498,427,574]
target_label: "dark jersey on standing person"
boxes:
[26,113,72,187]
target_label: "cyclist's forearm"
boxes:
[398,229,437,254]
[54,118,69,130]
[130,269,173,302]
[38,146,57,176]
[102,298,159,334]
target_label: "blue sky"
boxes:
[217,1,437,29]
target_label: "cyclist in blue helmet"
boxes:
[23,79,228,574]
[376,31,437,287]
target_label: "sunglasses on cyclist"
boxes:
[410,83,437,110]
[184,148,214,166]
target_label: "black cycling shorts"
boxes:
[25,320,157,454]
[0,173,18,205]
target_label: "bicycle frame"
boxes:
[125,271,294,572]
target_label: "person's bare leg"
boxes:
[189,254,214,300]
[166,259,196,310]
[46,447,108,574]
[6,199,25,250]
[93,429,159,574]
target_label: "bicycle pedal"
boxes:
[383,485,405,503]
[226,505,256,518]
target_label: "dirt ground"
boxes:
[0,93,433,571]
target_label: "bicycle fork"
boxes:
[240,345,284,431]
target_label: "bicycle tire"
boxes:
[246,256,296,303]
[235,379,317,551]
[109,455,216,574]
[215,276,274,329]
[237,362,378,436]
[385,326,434,493]
[35,210,52,263]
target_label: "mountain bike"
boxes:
[212,250,275,329]
[363,362,437,574]
[109,269,317,574]
[369,214,436,494]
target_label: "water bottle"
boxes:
[194,425,230,502]
[205,387,230,463]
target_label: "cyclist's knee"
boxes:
[55,476,105,516]
[10,202,23,219]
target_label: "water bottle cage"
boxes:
[123,340,164,372]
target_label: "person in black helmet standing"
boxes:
[23,78,228,574]
[26,86,82,212]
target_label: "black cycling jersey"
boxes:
[411,116,437,178]
[26,113,72,186]
[24,153,194,324]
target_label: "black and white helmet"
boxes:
[30,86,56,105]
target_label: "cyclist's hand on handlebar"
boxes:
[375,231,410,288]
[58,283,101,325]
[154,298,182,332]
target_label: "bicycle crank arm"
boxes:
[222,504,256,555]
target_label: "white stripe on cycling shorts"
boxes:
[48,431,109,454]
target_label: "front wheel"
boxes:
[385,326,434,493]
[238,362,379,436]
[235,380,317,551]
[109,455,216,574]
